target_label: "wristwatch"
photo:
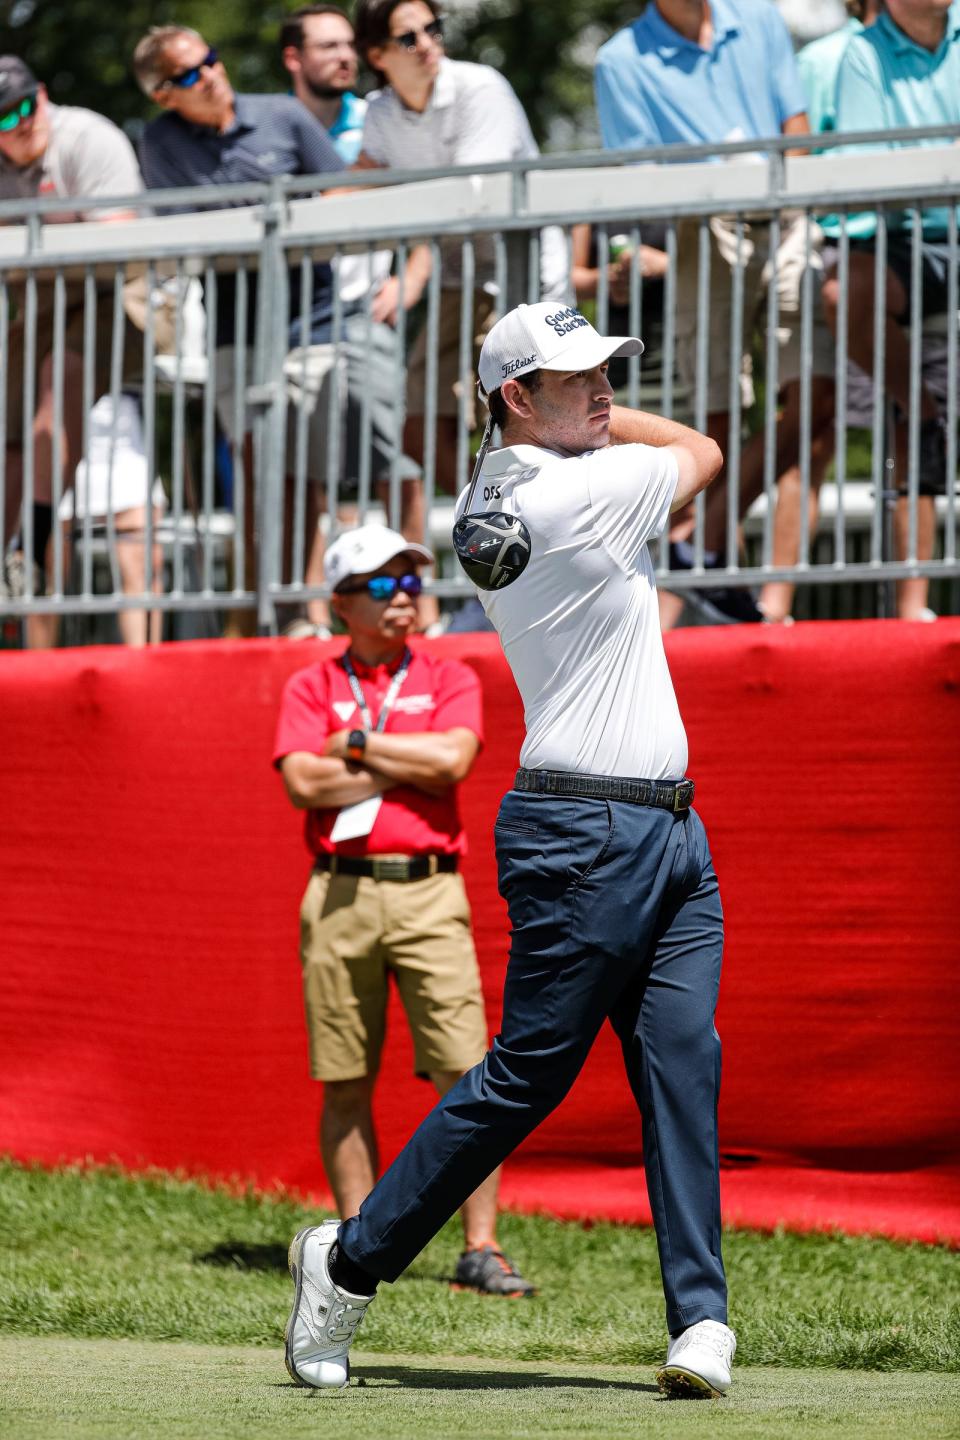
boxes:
[346,729,367,763]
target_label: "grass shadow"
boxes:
[341,1365,657,1392]
[194,1241,289,1272]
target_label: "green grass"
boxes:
[2,1340,958,1440]
[1,1158,957,1376]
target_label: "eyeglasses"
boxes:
[387,18,444,51]
[338,573,423,601]
[162,47,218,90]
[0,92,38,133]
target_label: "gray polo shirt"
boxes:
[0,103,143,221]
[140,92,343,198]
[141,94,344,347]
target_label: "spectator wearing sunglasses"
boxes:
[350,1,569,628]
[134,26,346,636]
[273,521,535,1298]
[0,56,154,647]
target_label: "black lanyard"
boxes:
[341,647,412,734]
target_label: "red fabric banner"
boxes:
[1,622,958,1245]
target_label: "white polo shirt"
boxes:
[361,59,568,299]
[456,441,686,780]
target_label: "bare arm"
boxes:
[280,752,397,810]
[325,726,480,798]
[782,110,811,158]
[609,405,723,510]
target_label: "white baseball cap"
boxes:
[324,523,434,591]
[478,301,644,397]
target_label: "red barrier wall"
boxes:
[1,622,959,1244]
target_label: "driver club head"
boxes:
[452,510,532,591]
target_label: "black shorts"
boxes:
[850,234,955,323]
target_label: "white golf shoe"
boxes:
[284,1221,375,1389]
[656,1319,736,1398]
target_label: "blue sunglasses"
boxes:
[339,573,423,602]
[162,47,218,90]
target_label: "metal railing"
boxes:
[1,125,958,639]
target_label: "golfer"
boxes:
[285,301,735,1398]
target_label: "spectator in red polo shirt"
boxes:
[273,523,534,1297]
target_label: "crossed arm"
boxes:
[280,727,481,810]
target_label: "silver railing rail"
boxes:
[1,125,958,638]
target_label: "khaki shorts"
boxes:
[674,213,835,413]
[299,867,489,1082]
[406,290,495,423]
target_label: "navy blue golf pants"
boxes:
[339,791,726,1334]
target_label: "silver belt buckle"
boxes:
[371,856,409,881]
[673,780,694,813]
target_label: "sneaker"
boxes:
[281,619,332,641]
[3,550,44,600]
[451,1244,536,1298]
[657,1319,736,1398]
[284,1221,375,1389]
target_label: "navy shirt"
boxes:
[141,95,344,346]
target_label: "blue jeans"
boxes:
[339,791,727,1334]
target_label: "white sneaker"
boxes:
[284,1221,375,1389]
[657,1319,736,1398]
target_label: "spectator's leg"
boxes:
[430,1068,501,1250]
[115,506,163,647]
[756,377,836,623]
[4,446,22,546]
[24,349,84,650]
[891,421,936,620]
[321,1076,379,1221]
[822,255,939,424]
[659,413,730,631]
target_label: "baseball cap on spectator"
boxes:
[478,300,643,397]
[324,523,434,591]
[0,57,39,114]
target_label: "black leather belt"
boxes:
[514,767,695,813]
[314,853,458,881]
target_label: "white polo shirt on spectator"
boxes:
[0,104,143,220]
[361,58,567,298]
[456,442,685,780]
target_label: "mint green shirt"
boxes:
[797,19,873,239]
[835,3,960,238]
[798,19,863,138]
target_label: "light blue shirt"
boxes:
[328,91,367,165]
[835,2,960,237]
[595,0,807,152]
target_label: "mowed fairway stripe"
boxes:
[0,1337,956,1440]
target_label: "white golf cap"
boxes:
[478,300,643,397]
[324,523,434,591]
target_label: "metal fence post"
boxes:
[252,175,290,635]
[504,170,531,311]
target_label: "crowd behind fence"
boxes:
[1,129,959,643]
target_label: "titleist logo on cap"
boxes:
[501,353,537,378]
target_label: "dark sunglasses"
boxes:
[339,572,423,601]
[162,47,218,90]
[388,18,444,50]
[0,92,38,133]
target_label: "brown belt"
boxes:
[313,853,458,882]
